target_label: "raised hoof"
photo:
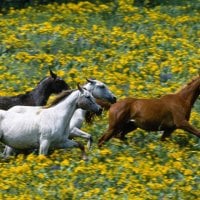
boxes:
[82,154,88,161]
[114,134,128,141]
[87,137,93,150]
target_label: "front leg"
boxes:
[39,139,50,155]
[54,139,87,160]
[69,127,93,150]
[115,120,137,141]
[176,120,200,138]
[161,129,174,141]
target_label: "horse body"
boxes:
[98,76,200,147]
[0,86,102,159]
[1,69,70,156]
[68,79,116,148]
[1,106,41,149]
[0,69,70,110]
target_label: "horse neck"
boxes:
[52,90,79,123]
[79,82,94,118]
[31,78,53,106]
[75,85,92,116]
[177,78,200,107]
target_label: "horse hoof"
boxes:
[98,143,103,148]
[82,155,88,161]
[121,136,128,141]
[87,137,93,150]
[87,144,91,151]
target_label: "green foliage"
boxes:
[0,1,200,199]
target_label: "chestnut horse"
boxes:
[98,75,200,147]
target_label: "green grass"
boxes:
[0,1,200,199]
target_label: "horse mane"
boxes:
[10,77,50,98]
[45,89,75,108]
[85,99,112,124]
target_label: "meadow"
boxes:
[0,0,200,199]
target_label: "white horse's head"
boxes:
[84,79,117,103]
[77,84,103,116]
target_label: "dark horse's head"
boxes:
[48,68,70,93]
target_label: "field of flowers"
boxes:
[0,0,200,199]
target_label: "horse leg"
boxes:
[2,146,28,158]
[176,120,200,138]
[115,120,137,141]
[161,130,174,141]
[55,139,87,160]
[69,127,93,150]
[2,146,16,158]
[39,139,50,155]
[98,126,121,148]
[98,102,131,147]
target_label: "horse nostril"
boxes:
[97,107,103,115]
[112,96,117,103]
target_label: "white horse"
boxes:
[0,85,102,159]
[68,79,116,149]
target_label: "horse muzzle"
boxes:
[96,107,103,116]
[110,96,117,104]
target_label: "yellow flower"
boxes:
[61,159,70,166]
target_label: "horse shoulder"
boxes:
[109,98,135,122]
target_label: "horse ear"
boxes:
[49,68,57,79]
[86,78,95,84]
[77,83,84,93]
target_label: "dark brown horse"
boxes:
[98,75,200,147]
[0,69,70,110]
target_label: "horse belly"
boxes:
[1,113,40,149]
[2,133,39,149]
[135,116,174,131]
[136,120,161,131]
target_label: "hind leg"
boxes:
[2,146,27,158]
[98,127,121,147]
[54,139,87,160]
[115,120,137,141]
[2,146,16,158]
[161,129,174,141]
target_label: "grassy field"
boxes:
[0,0,200,199]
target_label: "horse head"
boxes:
[77,84,102,116]
[86,78,117,103]
[49,68,70,93]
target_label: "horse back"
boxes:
[0,94,33,110]
[109,97,175,125]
